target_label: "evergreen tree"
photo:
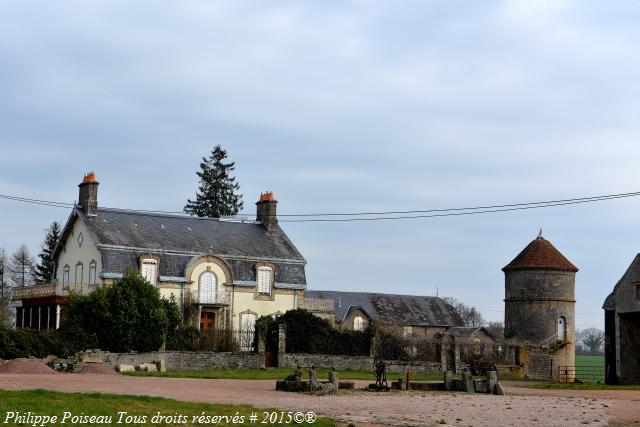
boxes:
[8,244,35,287]
[0,248,6,297]
[35,221,61,284]
[184,145,244,218]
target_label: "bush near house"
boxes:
[0,324,95,359]
[62,268,182,353]
[256,309,373,356]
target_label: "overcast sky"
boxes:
[2,1,640,329]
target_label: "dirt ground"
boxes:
[0,374,638,426]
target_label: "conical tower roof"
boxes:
[503,234,578,272]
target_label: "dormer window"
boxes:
[141,259,158,285]
[257,266,273,295]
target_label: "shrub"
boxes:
[62,268,179,352]
[0,325,95,359]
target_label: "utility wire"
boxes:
[0,190,638,222]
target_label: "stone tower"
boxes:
[503,233,578,374]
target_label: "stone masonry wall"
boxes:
[85,350,260,370]
[279,353,442,374]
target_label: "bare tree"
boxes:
[443,297,486,327]
[577,328,604,355]
[486,321,505,341]
[8,244,35,287]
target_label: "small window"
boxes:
[62,265,70,285]
[141,259,157,285]
[257,266,272,295]
[403,326,413,337]
[89,261,97,285]
[636,283,640,301]
[557,316,567,341]
[75,263,83,284]
[353,315,364,332]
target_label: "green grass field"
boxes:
[575,355,604,367]
[125,367,444,381]
[0,389,334,426]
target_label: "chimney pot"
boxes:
[256,191,278,232]
[78,171,99,216]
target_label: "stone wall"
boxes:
[279,353,441,374]
[83,350,259,371]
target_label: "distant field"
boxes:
[575,355,604,367]
[574,355,605,383]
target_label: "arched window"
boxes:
[257,266,273,295]
[353,315,364,331]
[557,316,567,341]
[89,261,97,285]
[141,259,157,285]
[75,263,83,284]
[199,271,217,304]
[62,265,70,285]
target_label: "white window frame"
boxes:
[62,266,70,285]
[353,315,364,331]
[257,266,273,295]
[199,271,217,304]
[75,263,83,284]
[89,261,97,285]
[141,259,158,285]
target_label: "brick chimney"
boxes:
[256,192,278,232]
[78,172,99,215]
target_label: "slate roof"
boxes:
[503,236,578,272]
[445,326,497,341]
[304,290,463,327]
[65,207,306,285]
[602,253,640,311]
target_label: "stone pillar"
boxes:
[46,306,51,331]
[277,324,286,368]
[462,371,474,393]
[256,327,266,369]
[487,371,498,394]
[454,344,461,373]
[444,370,454,391]
[309,368,319,391]
[440,341,448,372]
[328,368,339,389]
[38,306,41,331]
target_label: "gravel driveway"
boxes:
[0,374,638,426]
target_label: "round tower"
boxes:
[503,232,578,374]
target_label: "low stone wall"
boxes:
[279,353,441,374]
[82,350,259,371]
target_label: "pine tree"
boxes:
[184,145,244,218]
[9,244,35,287]
[35,221,61,284]
[0,248,7,297]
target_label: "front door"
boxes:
[200,311,215,332]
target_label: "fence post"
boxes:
[440,341,448,372]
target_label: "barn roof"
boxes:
[304,290,464,327]
[503,236,578,272]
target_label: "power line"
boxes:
[0,190,638,222]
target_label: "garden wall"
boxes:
[84,350,260,370]
[279,353,442,374]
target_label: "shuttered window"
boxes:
[141,259,157,285]
[257,266,272,295]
